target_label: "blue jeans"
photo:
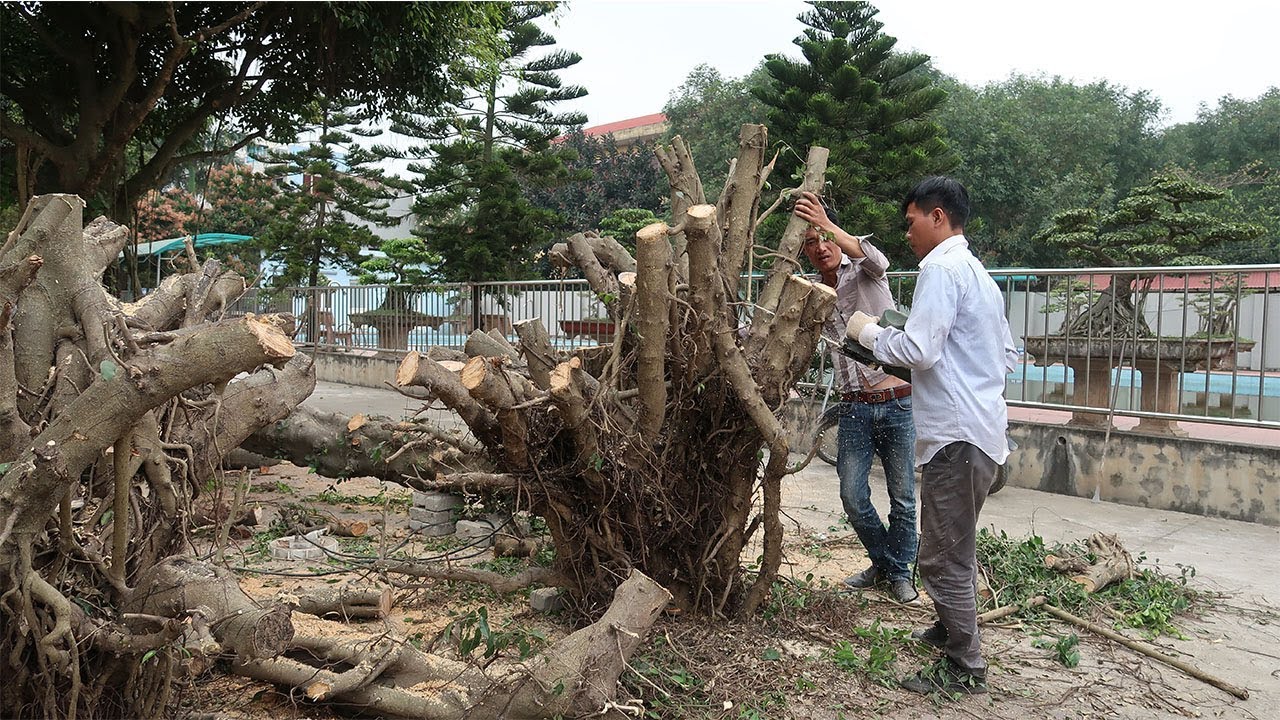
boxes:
[836,396,918,582]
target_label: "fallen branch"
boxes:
[1041,603,1248,700]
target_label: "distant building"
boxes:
[570,113,669,151]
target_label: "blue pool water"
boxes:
[1007,363,1280,398]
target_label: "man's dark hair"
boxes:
[902,176,970,229]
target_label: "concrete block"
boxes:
[409,518,455,537]
[409,507,454,525]
[454,519,495,548]
[530,587,566,613]
[413,491,463,512]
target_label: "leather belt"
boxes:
[842,385,912,404]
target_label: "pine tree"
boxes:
[756,1,954,264]
[395,1,586,283]
[257,95,409,288]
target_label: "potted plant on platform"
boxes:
[1027,170,1263,432]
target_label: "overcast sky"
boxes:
[547,0,1278,129]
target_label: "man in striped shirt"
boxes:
[795,191,919,606]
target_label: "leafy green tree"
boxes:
[663,64,770,198]
[756,1,953,266]
[1157,89,1280,263]
[257,96,409,288]
[598,208,662,244]
[0,2,500,219]
[399,2,586,282]
[525,130,666,237]
[937,74,1163,266]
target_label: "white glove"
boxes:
[846,311,884,350]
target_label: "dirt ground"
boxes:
[182,461,1275,720]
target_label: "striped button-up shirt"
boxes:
[819,239,897,393]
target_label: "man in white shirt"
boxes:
[848,176,1018,696]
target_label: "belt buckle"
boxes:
[868,389,888,403]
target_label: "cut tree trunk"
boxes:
[394,125,835,617]
[232,570,670,719]
[0,195,321,720]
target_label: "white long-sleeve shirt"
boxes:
[872,235,1018,467]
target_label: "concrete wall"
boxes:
[782,397,1278,526]
[312,349,404,389]
[1006,423,1279,526]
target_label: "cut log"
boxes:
[567,232,622,321]
[463,329,520,361]
[549,231,636,275]
[513,317,556,389]
[460,356,536,470]
[294,586,392,620]
[125,557,293,660]
[395,351,502,449]
[634,223,672,442]
[719,124,768,292]
[327,518,369,537]
[243,401,487,489]
[1045,533,1135,593]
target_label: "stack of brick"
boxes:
[409,491,461,537]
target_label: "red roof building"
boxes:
[558,113,669,151]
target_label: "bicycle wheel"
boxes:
[814,414,840,466]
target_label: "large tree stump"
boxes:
[0,195,321,720]
[397,125,835,617]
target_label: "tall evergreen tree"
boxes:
[756,1,953,265]
[396,1,586,283]
[257,95,409,287]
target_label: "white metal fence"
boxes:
[229,264,1280,429]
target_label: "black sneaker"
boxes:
[900,657,988,696]
[911,620,948,649]
[842,566,882,589]
[888,578,921,605]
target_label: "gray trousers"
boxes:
[918,441,997,671]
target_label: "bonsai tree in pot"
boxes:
[1033,169,1263,341]
[353,237,449,349]
[1029,169,1264,431]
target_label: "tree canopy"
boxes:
[663,64,770,199]
[1156,89,1280,263]
[936,74,1164,266]
[400,1,586,283]
[525,130,667,239]
[255,96,409,288]
[0,2,501,217]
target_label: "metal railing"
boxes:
[227,263,1280,430]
